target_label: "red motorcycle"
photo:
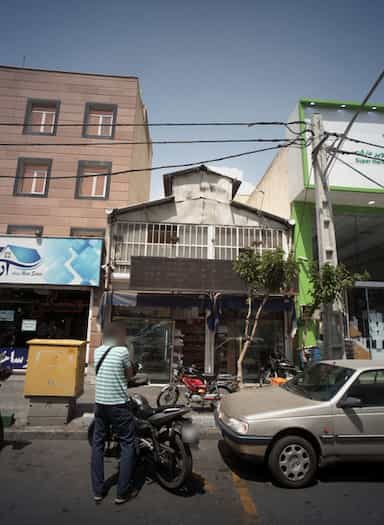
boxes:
[157,362,237,409]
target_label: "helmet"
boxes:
[130,394,153,418]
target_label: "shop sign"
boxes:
[21,319,37,332]
[0,347,28,370]
[0,310,15,322]
[303,106,384,191]
[0,236,103,286]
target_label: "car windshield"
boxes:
[282,363,355,401]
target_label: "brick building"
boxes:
[0,65,152,369]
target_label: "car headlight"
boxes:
[227,417,249,435]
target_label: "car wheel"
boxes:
[268,435,317,488]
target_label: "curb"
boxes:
[5,426,220,442]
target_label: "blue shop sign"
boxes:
[0,236,103,286]
[0,347,28,370]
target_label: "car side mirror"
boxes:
[338,396,363,409]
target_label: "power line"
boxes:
[1,140,305,181]
[329,152,384,189]
[0,119,311,129]
[0,137,310,147]
[330,149,384,163]
[322,69,384,179]
[325,133,384,151]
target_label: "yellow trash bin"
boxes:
[24,339,87,398]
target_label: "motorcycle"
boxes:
[157,362,237,409]
[0,351,12,447]
[88,393,198,491]
[259,353,299,386]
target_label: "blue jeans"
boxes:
[91,403,136,498]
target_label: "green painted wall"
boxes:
[292,201,317,347]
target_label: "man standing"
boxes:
[91,323,136,504]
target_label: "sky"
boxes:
[1,0,384,198]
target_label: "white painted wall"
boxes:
[116,168,288,230]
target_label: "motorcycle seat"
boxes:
[148,406,190,427]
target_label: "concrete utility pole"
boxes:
[311,113,344,359]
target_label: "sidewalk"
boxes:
[1,375,219,441]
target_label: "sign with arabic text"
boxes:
[0,236,102,286]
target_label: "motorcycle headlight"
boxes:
[227,417,249,435]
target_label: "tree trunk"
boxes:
[237,295,268,385]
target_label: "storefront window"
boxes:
[335,212,384,281]
[0,288,90,370]
[114,318,174,383]
[215,306,285,382]
[348,287,384,360]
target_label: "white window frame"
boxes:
[25,168,48,195]
[31,108,56,134]
[96,113,113,137]
[82,171,108,198]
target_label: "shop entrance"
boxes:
[0,287,90,369]
[347,284,384,360]
[117,318,174,384]
[215,312,285,382]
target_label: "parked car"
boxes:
[216,360,384,488]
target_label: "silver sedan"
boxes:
[216,360,384,488]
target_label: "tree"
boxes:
[309,261,369,311]
[309,262,369,313]
[233,248,298,385]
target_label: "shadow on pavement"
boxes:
[103,456,206,499]
[75,402,95,418]
[217,439,270,483]
[319,462,384,484]
[1,440,31,451]
[218,438,384,487]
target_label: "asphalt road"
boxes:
[0,439,383,525]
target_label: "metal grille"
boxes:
[113,222,286,272]
[214,226,284,260]
[114,223,209,272]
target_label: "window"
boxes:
[348,370,384,406]
[283,363,355,402]
[147,224,178,244]
[14,158,52,197]
[75,161,111,200]
[24,99,60,135]
[83,103,117,138]
[70,227,105,238]
[7,225,43,236]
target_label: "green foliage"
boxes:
[309,262,369,309]
[233,248,299,295]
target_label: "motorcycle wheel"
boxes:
[157,386,180,408]
[155,433,192,490]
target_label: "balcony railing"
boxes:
[113,222,287,273]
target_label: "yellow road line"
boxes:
[231,472,260,523]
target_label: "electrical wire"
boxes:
[325,133,384,151]
[0,119,311,129]
[0,139,307,181]
[329,152,384,189]
[0,137,309,147]
[320,69,384,179]
[330,149,384,163]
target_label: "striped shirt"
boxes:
[94,345,132,405]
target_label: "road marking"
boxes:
[204,480,216,494]
[231,472,260,523]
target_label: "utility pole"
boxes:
[311,113,344,359]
